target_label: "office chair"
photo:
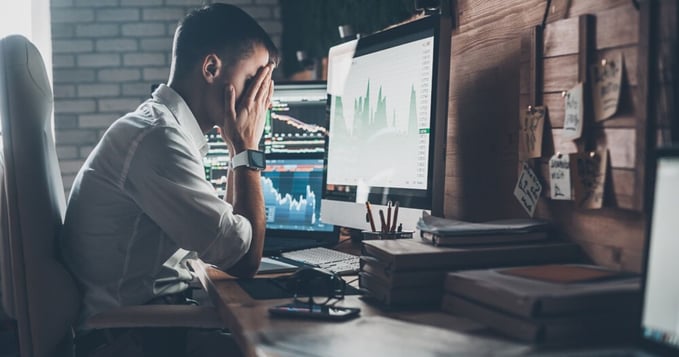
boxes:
[0,35,223,357]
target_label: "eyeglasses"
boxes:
[277,267,347,306]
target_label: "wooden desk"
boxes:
[190,259,537,357]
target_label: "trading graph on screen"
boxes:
[262,159,332,232]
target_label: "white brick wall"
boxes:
[52,0,282,193]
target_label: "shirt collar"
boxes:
[151,84,209,157]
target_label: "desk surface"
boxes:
[191,258,637,357]
[191,258,542,357]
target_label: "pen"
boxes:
[365,201,376,232]
[391,201,399,232]
[379,209,387,233]
[386,200,392,233]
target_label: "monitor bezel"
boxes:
[321,14,451,231]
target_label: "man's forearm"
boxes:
[225,167,265,277]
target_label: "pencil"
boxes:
[365,201,376,232]
[379,209,387,233]
[386,200,392,233]
[390,201,399,232]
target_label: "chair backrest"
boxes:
[0,35,80,357]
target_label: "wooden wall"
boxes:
[444,0,653,272]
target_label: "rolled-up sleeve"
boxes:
[122,125,251,270]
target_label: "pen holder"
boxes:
[361,231,414,241]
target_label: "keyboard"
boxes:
[280,247,360,275]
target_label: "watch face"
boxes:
[249,151,266,169]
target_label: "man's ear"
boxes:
[202,54,222,83]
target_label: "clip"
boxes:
[589,151,597,158]
[556,152,563,159]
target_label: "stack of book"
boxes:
[358,239,585,307]
[441,264,641,345]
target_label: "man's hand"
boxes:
[220,63,274,153]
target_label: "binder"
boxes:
[444,265,641,318]
[360,239,584,272]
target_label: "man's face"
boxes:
[221,44,271,111]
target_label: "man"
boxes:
[61,3,277,355]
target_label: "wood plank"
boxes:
[576,241,644,272]
[546,128,636,169]
[543,17,579,58]
[566,0,635,18]
[610,168,636,198]
[456,0,546,34]
[543,55,578,93]
[541,46,637,92]
[596,4,639,49]
[534,204,645,253]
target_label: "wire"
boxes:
[541,0,553,28]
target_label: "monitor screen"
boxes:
[321,15,451,231]
[263,83,328,155]
[641,153,679,351]
[262,158,333,232]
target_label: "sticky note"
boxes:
[549,153,571,200]
[572,150,608,209]
[518,106,546,160]
[514,162,543,217]
[592,53,623,121]
[562,82,583,140]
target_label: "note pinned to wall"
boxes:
[518,106,546,161]
[548,153,571,200]
[591,53,623,122]
[572,150,608,209]
[514,162,542,217]
[562,83,584,140]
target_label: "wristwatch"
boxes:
[231,149,266,170]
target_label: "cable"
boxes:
[541,0,553,28]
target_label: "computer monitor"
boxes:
[321,15,452,231]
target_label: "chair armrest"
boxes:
[84,305,224,330]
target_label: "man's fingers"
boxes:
[244,65,271,105]
[224,84,237,124]
[255,71,273,106]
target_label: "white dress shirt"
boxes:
[61,84,252,328]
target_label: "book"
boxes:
[358,271,442,306]
[359,257,446,288]
[444,264,641,318]
[417,212,552,246]
[441,294,638,345]
[360,239,584,272]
